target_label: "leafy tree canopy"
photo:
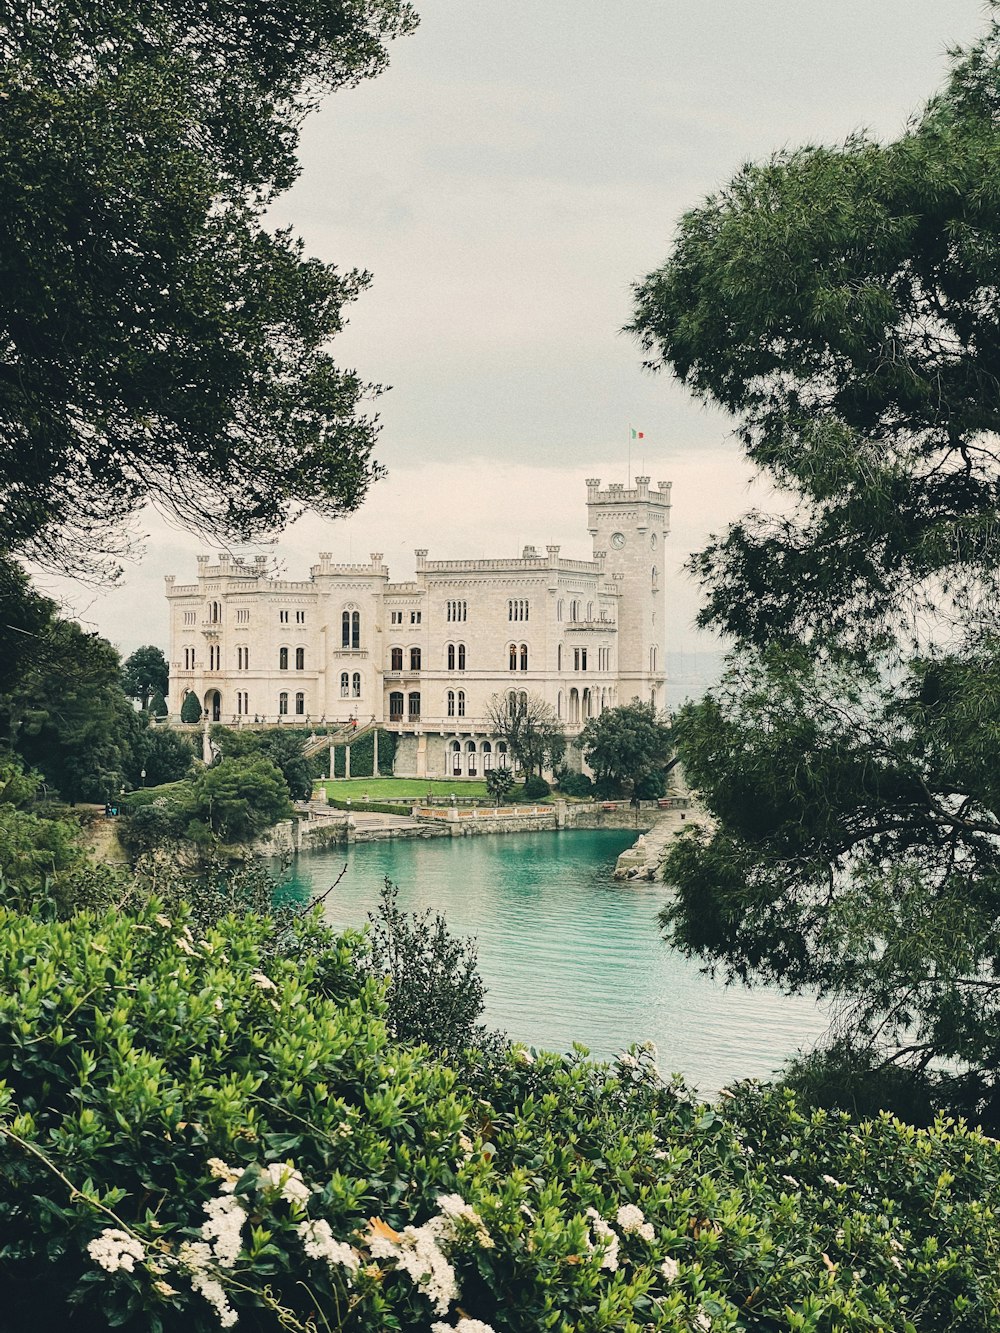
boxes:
[630,18,1000,659]
[486,691,565,778]
[575,699,673,795]
[211,725,316,799]
[188,755,292,843]
[1,615,140,803]
[121,646,169,711]
[631,17,1000,1121]
[0,0,416,577]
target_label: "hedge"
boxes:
[3,902,1000,1329]
[330,730,398,779]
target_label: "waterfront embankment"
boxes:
[256,795,704,877]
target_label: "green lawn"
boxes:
[313,778,491,801]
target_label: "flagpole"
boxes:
[627,422,631,486]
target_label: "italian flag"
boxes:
[630,427,644,440]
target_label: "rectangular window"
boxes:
[410,611,421,624]
[183,610,196,625]
[574,648,587,671]
[279,610,289,624]
[235,609,249,624]
[296,610,306,624]
[390,611,403,625]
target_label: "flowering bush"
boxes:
[1,902,1000,1330]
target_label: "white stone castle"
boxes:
[166,476,671,778]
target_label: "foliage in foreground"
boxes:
[2,900,1000,1331]
[2,0,416,578]
[629,13,1000,1119]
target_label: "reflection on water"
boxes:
[280,829,828,1093]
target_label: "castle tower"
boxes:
[586,476,672,709]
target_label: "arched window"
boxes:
[210,601,220,623]
[569,687,580,724]
[391,646,403,671]
[557,644,562,671]
[352,610,360,649]
[352,672,361,698]
[509,643,517,671]
[389,691,404,720]
[340,672,349,697]
[518,691,527,710]
[586,602,593,620]
[482,741,493,772]
[407,691,421,720]
[295,692,305,715]
[278,692,289,715]
[650,645,657,672]
[447,642,455,670]
[295,646,304,670]
[557,599,563,621]
[457,690,465,717]
[507,690,519,718]
[447,690,455,717]
[466,739,477,776]
[458,643,466,670]
[520,643,528,671]
[557,690,563,718]
[497,741,508,768]
[341,611,350,648]
[569,599,578,622]
[279,647,288,670]
[410,646,421,671]
[451,739,462,776]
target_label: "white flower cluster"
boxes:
[207,1158,241,1193]
[366,1192,495,1315]
[661,1255,680,1283]
[436,1193,494,1248]
[369,1218,459,1314]
[616,1203,655,1242]
[432,1320,497,1333]
[178,1247,238,1331]
[202,1195,247,1269]
[258,1161,311,1205]
[585,1208,620,1272]
[298,1218,359,1276]
[86,1228,145,1274]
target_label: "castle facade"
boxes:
[165,476,671,778]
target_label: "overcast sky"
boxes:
[40,0,991,659]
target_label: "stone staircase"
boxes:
[302,721,377,760]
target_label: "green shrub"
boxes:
[365,880,504,1057]
[554,766,594,798]
[330,728,397,778]
[180,692,203,724]
[3,898,1000,1329]
[522,774,550,800]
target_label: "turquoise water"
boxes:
[281,829,828,1092]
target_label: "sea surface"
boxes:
[280,828,828,1093]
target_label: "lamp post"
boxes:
[140,768,146,787]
